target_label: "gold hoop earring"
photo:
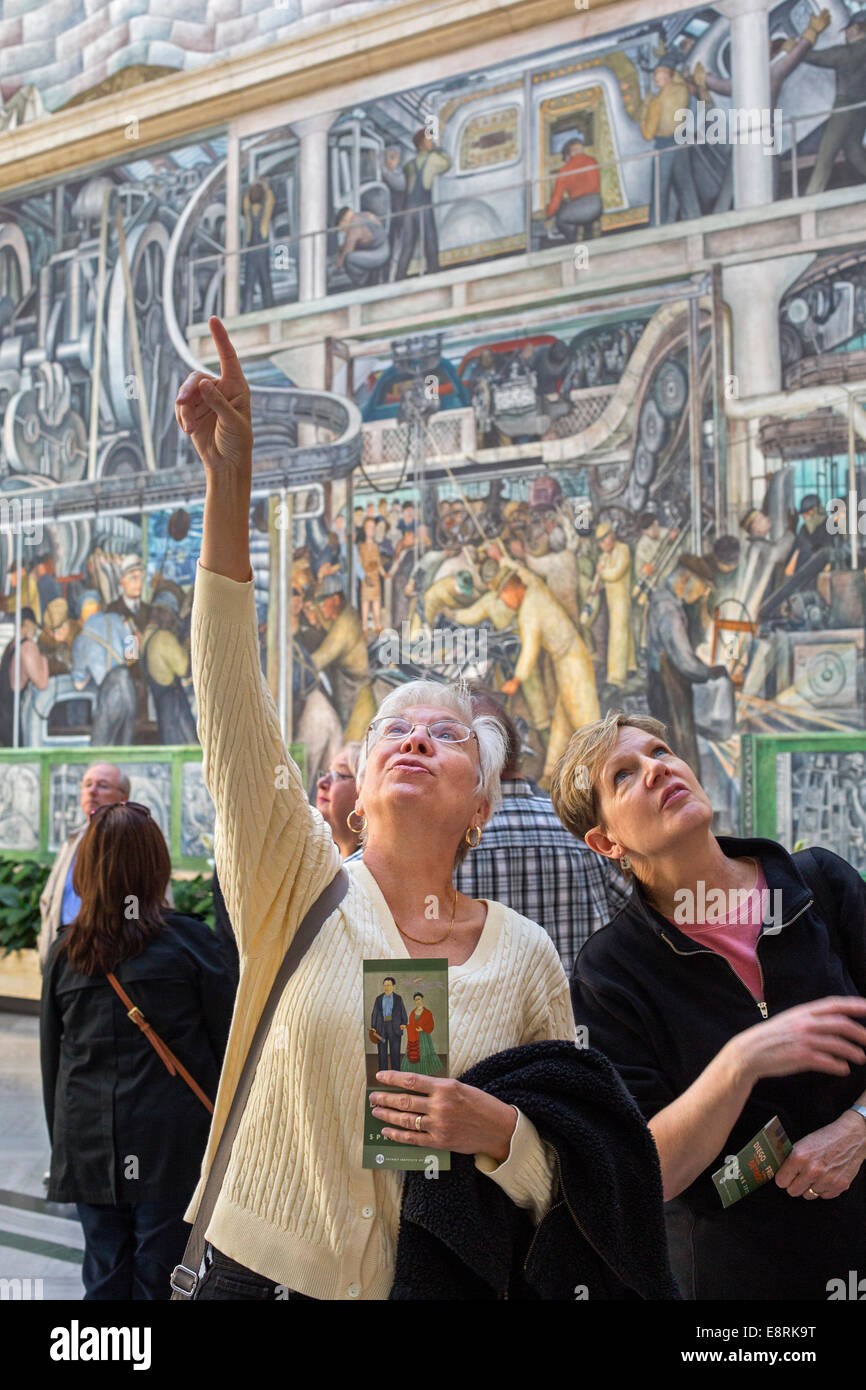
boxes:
[347,811,366,834]
[465,825,482,848]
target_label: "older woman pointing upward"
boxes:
[174,318,574,1301]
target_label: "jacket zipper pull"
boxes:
[758,1001,768,1019]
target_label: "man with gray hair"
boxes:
[38,762,130,968]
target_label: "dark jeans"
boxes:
[76,1198,190,1300]
[193,1244,316,1301]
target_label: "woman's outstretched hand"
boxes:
[175,316,253,474]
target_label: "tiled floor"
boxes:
[0,1012,84,1299]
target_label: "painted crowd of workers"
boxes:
[1,546,195,748]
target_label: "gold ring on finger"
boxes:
[414,1114,423,1131]
[807,1187,819,1198]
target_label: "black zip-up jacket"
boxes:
[41,912,234,1206]
[572,837,866,1300]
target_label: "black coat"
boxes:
[390,1040,679,1300]
[572,837,866,1300]
[40,911,234,1205]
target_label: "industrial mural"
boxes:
[1,3,866,858]
[320,0,866,295]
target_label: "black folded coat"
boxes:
[390,1039,680,1300]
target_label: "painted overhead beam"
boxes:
[0,0,608,194]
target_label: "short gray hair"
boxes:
[355,680,505,863]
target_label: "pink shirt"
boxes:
[669,862,767,1001]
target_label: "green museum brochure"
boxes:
[712,1116,793,1208]
[363,958,450,1172]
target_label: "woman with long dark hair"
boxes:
[40,802,234,1300]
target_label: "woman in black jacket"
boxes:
[40,802,234,1300]
[552,711,866,1300]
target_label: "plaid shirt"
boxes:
[347,780,630,976]
[454,779,631,976]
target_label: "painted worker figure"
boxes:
[370,976,407,1072]
[394,127,452,280]
[106,554,150,733]
[632,511,677,651]
[422,569,476,627]
[381,146,407,269]
[784,494,836,576]
[38,598,80,677]
[141,590,197,745]
[106,554,150,634]
[70,595,137,745]
[645,555,728,773]
[334,206,390,287]
[242,178,276,311]
[544,133,603,240]
[639,55,701,225]
[450,576,552,740]
[497,567,600,785]
[688,8,830,210]
[510,530,581,627]
[805,11,866,195]
[692,9,829,105]
[357,515,387,634]
[695,534,741,643]
[592,521,637,691]
[308,575,377,741]
[0,607,48,746]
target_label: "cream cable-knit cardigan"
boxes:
[187,562,576,1301]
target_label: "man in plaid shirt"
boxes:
[454,692,630,976]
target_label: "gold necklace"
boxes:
[395,886,457,945]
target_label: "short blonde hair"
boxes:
[355,679,506,866]
[550,711,669,851]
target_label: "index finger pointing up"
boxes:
[209,315,243,384]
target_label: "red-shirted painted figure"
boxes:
[544,135,603,241]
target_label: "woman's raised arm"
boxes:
[175,316,254,583]
[178,318,340,957]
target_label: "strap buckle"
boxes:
[170,1264,199,1297]
[127,1006,144,1023]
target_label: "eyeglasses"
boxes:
[318,770,355,787]
[366,716,476,750]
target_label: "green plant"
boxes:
[0,856,51,955]
[0,854,216,954]
[170,873,216,929]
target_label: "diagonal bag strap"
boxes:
[170,865,349,1299]
[106,972,215,1114]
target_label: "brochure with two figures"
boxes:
[363,958,450,1171]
